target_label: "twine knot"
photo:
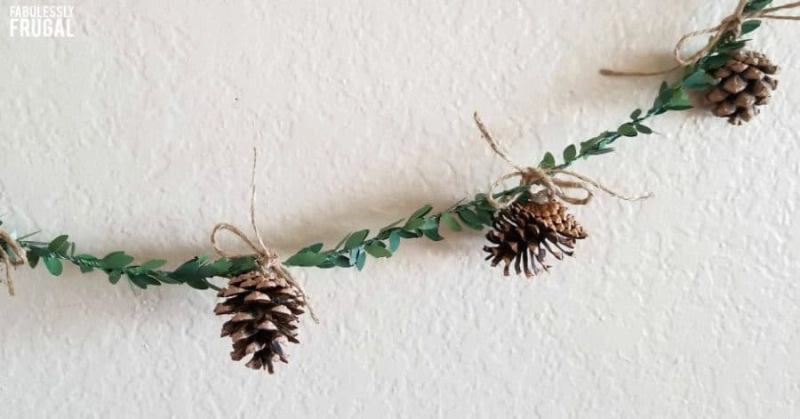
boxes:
[210,148,318,323]
[0,229,27,296]
[473,112,651,209]
[601,0,800,77]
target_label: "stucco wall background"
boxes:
[2,1,799,418]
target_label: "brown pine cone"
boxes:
[214,268,306,373]
[483,200,587,277]
[706,50,779,125]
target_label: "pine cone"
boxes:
[706,50,779,125]
[214,268,306,373]
[483,200,587,277]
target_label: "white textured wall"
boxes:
[2,1,799,418]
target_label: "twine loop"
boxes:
[0,229,27,296]
[210,148,318,323]
[601,0,800,77]
[473,112,651,209]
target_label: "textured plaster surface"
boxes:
[1,1,799,418]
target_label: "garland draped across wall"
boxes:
[2,0,799,374]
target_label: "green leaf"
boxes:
[635,123,653,134]
[716,39,749,52]
[403,218,425,231]
[419,218,439,231]
[27,252,40,269]
[744,0,772,13]
[617,123,638,137]
[344,229,369,250]
[653,83,675,109]
[740,20,761,35]
[630,109,642,120]
[587,148,615,156]
[101,252,135,269]
[699,54,731,70]
[539,152,556,169]
[47,235,69,253]
[184,279,210,290]
[108,270,122,284]
[79,264,94,273]
[333,255,353,267]
[284,251,327,267]
[440,212,462,232]
[355,249,367,271]
[456,208,483,230]
[562,144,577,163]
[301,243,324,254]
[422,228,444,241]
[139,259,167,271]
[389,231,401,252]
[409,204,433,220]
[42,257,63,276]
[682,70,717,90]
[364,243,392,258]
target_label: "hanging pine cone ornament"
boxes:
[214,267,306,374]
[483,199,588,277]
[705,50,780,125]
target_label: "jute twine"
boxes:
[0,230,27,296]
[210,149,318,323]
[473,112,651,209]
[601,0,800,77]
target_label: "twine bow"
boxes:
[601,0,800,77]
[0,230,27,296]
[473,112,651,209]
[210,149,318,323]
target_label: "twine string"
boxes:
[600,0,800,77]
[211,148,318,323]
[474,112,651,209]
[0,230,27,296]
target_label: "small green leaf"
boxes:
[139,259,167,271]
[79,264,94,273]
[333,255,353,267]
[108,270,122,284]
[563,144,577,163]
[389,231,401,252]
[301,243,324,254]
[456,208,483,230]
[740,20,761,35]
[635,124,653,134]
[587,148,615,156]
[185,278,210,290]
[27,252,40,269]
[630,109,642,120]
[716,39,749,52]
[699,54,731,70]
[101,252,135,269]
[540,152,556,169]
[682,70,717,90]
[422,228,444,241]
[409,204,433,220]
[618,123,638,137]
[419,218,439,231]
[42,257,63,276]
[658,81,669,94]
[284,251,327,267]
[440,212,462,232]
[47,235,69,253]
[344,229,369,250]
[744,0,772,13]
[364,243,392,258]
[355,249,367,271]
[403,218,425,231]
